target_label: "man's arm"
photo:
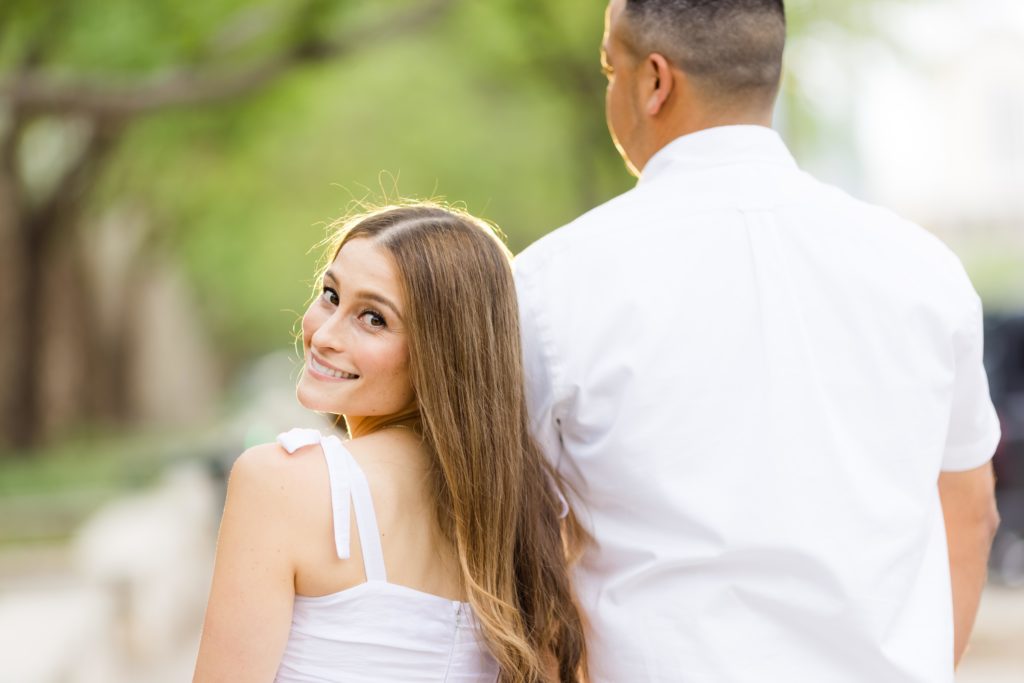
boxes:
[513,257,563,463]
[938,462,999,668]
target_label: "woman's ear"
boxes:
[646,53,674,116]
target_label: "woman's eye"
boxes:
[359,310,386,329]
[321,286,339,306]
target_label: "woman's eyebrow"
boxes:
[356,290,403,321]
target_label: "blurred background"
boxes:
[0,0,1021,680]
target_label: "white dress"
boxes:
[273,428,500,683]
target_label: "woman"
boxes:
[193,204,586,682]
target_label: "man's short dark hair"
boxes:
[623,0,786,105]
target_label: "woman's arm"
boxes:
[193,445,298,682]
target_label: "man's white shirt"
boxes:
[514,126,1000,683]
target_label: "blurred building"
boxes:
[856,3,1024,247]
[779,0,1024,309]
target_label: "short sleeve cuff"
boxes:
[941,412,1001,472]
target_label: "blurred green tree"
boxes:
[0,0,456,451]
[461,0,625,211]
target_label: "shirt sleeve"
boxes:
[513,257,564,469]
[941,292,1001,471]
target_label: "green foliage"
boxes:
[959,247,1024,312]
[3,0,234,70]
[0,430,189,543]
[0,430,169,495]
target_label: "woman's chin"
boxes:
[296,380,342,415]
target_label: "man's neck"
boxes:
[638,110,774,173]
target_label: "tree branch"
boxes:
[25,118,125,247]
[1,0,457,118]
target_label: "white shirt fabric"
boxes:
[273,428,499,683]
[514,126,1000,683]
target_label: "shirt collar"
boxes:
[637,125,797,186]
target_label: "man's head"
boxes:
[602,0,786,174]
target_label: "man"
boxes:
[514,1,1001,681]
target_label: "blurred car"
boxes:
[983,312,1024,585]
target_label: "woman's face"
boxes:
[297,238,415,429]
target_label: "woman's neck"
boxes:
[345,412,422,439]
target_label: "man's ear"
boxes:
[645,53,674,116]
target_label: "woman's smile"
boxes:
[307,353,359,381]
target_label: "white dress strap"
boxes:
[322,436,389,582]
[277,428,352,560]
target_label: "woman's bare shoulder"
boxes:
[227,440,329,512]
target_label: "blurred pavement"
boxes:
[956,585,1024,682]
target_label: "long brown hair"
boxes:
[316,203,586,682]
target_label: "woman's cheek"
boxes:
[301,307,321,348]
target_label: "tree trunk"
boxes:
[0,118,123,452]
[0,124,32,452]
[0,228,45,451]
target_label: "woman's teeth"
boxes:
[311,357,358,379]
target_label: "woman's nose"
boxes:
[310,310,349,352]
